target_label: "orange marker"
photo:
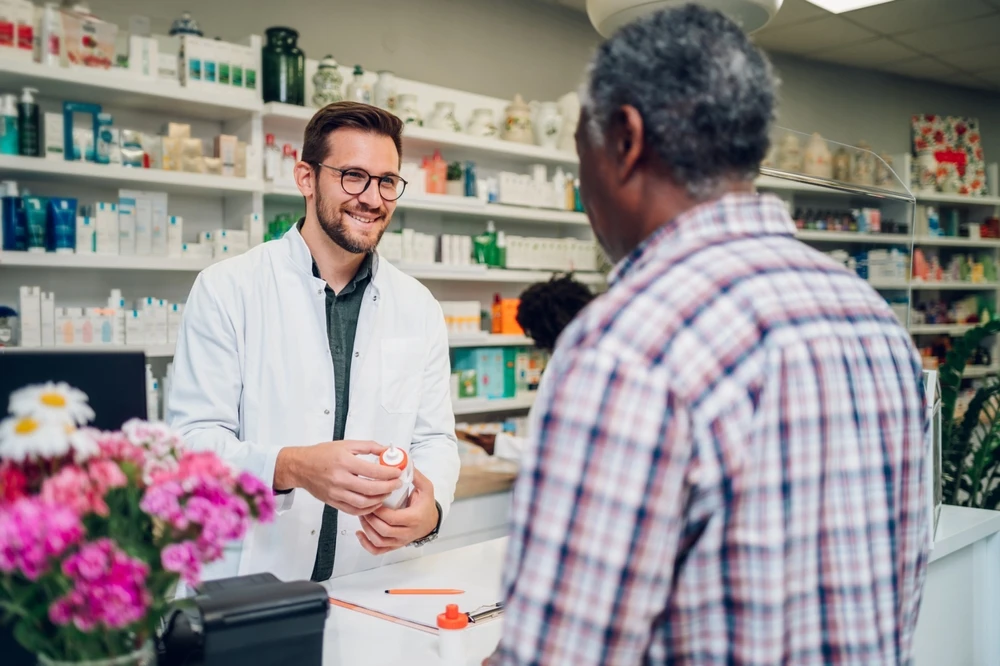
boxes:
[384,588,464,595]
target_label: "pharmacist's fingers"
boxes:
[359,515,404,549]
[356,530,394,556]
[360,512,406,541]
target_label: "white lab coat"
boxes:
[167,224,460,582]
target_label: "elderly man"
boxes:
[487,5,928,665]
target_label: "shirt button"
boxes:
[354,351,360,358]
[340,530,347,536]
[317,288,323,295]
[311,530,316,536]
[373,294,378,301]
[324,409,330,415]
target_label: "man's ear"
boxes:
[608,104,644,184]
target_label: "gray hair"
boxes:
[581,4,777,200]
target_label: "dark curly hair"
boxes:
[515,275,595,353]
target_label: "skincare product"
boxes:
[36,3,61,67]
[0,0,34,63]
[142,133,162,169]
[180,137,203,173]
[41,291,54,347]
[76,214,94,253]
[0,93,17,155]
[46,197,76,253]
[1,192,25,250]
[125,309,144,346]
[150,193,168,256]
[95,201,118,254]
[62,101,101,161]
[18,285,40,347]
[128,35,157,79]
[120,129,143,167]
[23,195,46,252]
[134,193,152,256]
[167,215,183,257]
[95,112,112,164]
[163,122,190,138]
[235,141,247,178]
[264,134,280,181]
[117,194,136,255]
[203,156,222,175]
[17,86,39,156]
[215,134,237,177]
[43,111,62,159]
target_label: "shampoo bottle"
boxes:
[18,87,40,157]
[0,94,17,155]
[379,445,413,510]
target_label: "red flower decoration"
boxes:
[926,115,937,122]
[934,130,945,144]
[922,126,932,135]
[969,133,980,144]
[956,124,967,135]
[973,180,982,189]
[976,148,983,160]
[0,461,28,504]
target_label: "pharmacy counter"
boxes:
[320,505,1000,666]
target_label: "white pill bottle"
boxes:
[379,445,414,509]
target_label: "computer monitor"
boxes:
[0,350,147,430]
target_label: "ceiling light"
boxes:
[803,0,896,13]
[587,0,783,37]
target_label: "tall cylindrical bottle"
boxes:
[379,445,412,510]
[17,87,40,157]
[437,604,468,666]
[0,94,18,155]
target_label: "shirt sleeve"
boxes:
[488,345,693,665]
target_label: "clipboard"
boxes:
[326,539,508,632]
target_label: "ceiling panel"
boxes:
[893,14,1000,53]
[754,16,878,54]
[936,43,1000,72]
[844,0,996,35]
[973,68,1000,85]
[811,37,920,67]
[764,0,831,29]
[876,56,962,79]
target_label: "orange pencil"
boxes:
[384,588,464,595]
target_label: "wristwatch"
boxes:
[409,501,443,548]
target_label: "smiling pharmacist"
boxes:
[167,102,460,583]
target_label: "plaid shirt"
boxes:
[489,193,929,665]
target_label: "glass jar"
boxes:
[262,27,305,106]
[37,641,155,666]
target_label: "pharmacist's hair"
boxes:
[516,275,596,353]
[580,4,776,200]
[302,101,404,167]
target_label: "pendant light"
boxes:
[586,0,783,37]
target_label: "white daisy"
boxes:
[8,383,95,426]
[0,415,71,462]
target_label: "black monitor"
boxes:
[0,350,147,430]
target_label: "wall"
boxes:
[86,0,1000,165]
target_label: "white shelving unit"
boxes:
[453,393,536,416]
[910,324,976,335]
[0,344,175,358]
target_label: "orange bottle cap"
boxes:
[379,446,407,470]
[436,603,468,630]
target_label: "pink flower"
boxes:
[93,430,146,467]
[0,498,83,580]
[237,471,277,522]
[40,461,126,517]
[88,459,126,494]
[51,538,151,631]
[139,482,187,530]
[161,541,201,586]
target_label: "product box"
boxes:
[117,194,136,256]
[60,6,117,69]
[75,215,94,253]
[125,309,143,346]
[167,215,183,257]
[54,307,72,346]
[40,291,54,347]
[243,213,264,247]
[94,201,118,255]
[134,195,152,256]
[141,133,162,170]
[475,348,507,400]
[181,242,213,259]
[167,303,184,344]
[163,122,190,139]
[0,0,35,63]
[18,285,40,347]
[150,193,168,256]
[128,34,158,79]
[208,228,249,253]
[43,111,64,160]
[215,134,237,177]
[491,298,523,336]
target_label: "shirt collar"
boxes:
[608,192,795,286]
[284,217,385,293]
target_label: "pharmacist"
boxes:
[168,102,460,583]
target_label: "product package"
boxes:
[35,3,61,67]
[180,137,203,173]
[120,129,144,168]
[43,111,63,160]
[128,34,157,79]
[60,5,117,69]
[149,193,168,256]
[203,156,222,175]
[94,201,118,254]
[18,285,40,347]
[141,133,162,169]
[75,214,94,253]
[163,122,190,139]
[244,213,263,247]
[235,141,247,178]
[1,194,25,250]
[45,197,76,253]
[23,195,46,253]
[214,134,237,177]
[117,194,135,255]
[40,291,54,347]
[166,215,183,257]
[0,0,35,63]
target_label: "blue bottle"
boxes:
[0,94,17,155]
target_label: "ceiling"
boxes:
[539,0,1000,93]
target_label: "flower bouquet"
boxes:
[0,383,275,664]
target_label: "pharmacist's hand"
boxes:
[356,469,438,555]
[274,441,403,516]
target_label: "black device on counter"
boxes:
[0,350,147,429]
[158,573,330,666]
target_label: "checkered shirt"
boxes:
[488,193,929,665]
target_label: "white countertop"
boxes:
[319,505,1000,665]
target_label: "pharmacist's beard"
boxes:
[315,187,389,254]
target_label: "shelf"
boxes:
[392,262,605,285]
[0,251,216,271]
[262,103,580,165]
[0,59,261,121]
[915,191,1000,207]
[0,155,263,196]
[796,230,910,244]
[964,365,1000,378]
[910,324,976,335]
[263,184,589,225]
[0,344,175,357]
[910,282,1000,291]
[448,334,533,348]
[452,393,536,416]
[912,236,1000,248]
[867,279,911,290]
[756,168,914,202]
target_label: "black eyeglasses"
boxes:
[313,163,408,201]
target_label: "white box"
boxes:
[182,242,213,259]
[18,285,41,347]
[40,291,55,347]
[75,215,94,253]
[401,228,416,263]
[0,0,34,63]
[94,202,118,254]
[167,303,184,344]
[117,195,136,255]
[244,213,263,247]
[128,35,158,79]
[44,111,64,161]
[134,194,153,256]
[150,193,168,256]
[125,309,144,346]
[167,215,183,257]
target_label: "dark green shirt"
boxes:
[309,251,373,583]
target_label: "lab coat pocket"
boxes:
[380,338,423,413]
